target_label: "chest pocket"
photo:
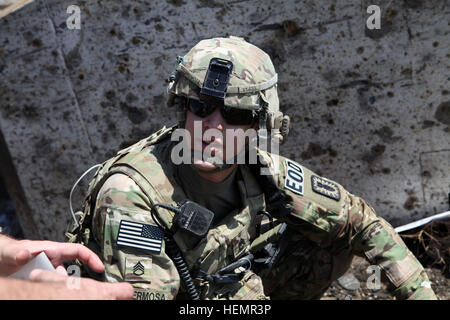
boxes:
[175,205,255,275]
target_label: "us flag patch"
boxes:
[116,220,164,254]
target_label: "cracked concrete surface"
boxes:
[0,0,449,240]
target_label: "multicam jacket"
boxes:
[69,126,437,300]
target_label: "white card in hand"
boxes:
[8,252,56,280]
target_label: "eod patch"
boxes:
[284,159,304,195]
[311,175,341,201]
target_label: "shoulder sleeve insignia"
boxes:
[284,159,304,195]
[116,220,164,254]
[311,175,341,201]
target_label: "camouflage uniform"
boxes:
[67,37,437,300]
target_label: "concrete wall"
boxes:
[0,0,449,241]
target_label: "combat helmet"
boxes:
[167,36,290,144]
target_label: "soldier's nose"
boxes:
[203,107,224,131]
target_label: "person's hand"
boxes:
[0,236,104,276]
[29,269,135,300]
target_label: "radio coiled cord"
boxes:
[150,203,200,300]
[164,236,200,300]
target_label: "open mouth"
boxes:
[202,140,216,154]
[201,139,222,156]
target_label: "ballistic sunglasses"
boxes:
[186,98,257,126]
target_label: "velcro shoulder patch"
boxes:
[284,159,304,195]
[116,220,164,254]
[311,175,341,201]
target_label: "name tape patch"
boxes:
[134,289,166,300]
[284,159,304,195]
[311,175,341,201]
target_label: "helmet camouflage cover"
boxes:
[167,36,289,140]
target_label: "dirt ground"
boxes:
[321,221,449,300]
[321,256,449,300]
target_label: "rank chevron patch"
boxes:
[133,261,145,276]
[311,175,341,201]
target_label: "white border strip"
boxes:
[394,211,450,233]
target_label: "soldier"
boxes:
[67,36,437,300]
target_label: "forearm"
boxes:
[361,220,437,299]
[347,195,437,300]
[393,268,437,300]
[0,277,78,300]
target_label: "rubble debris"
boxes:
[337,272,361,291]
[401,220,450,278]
[323,219,450,300]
